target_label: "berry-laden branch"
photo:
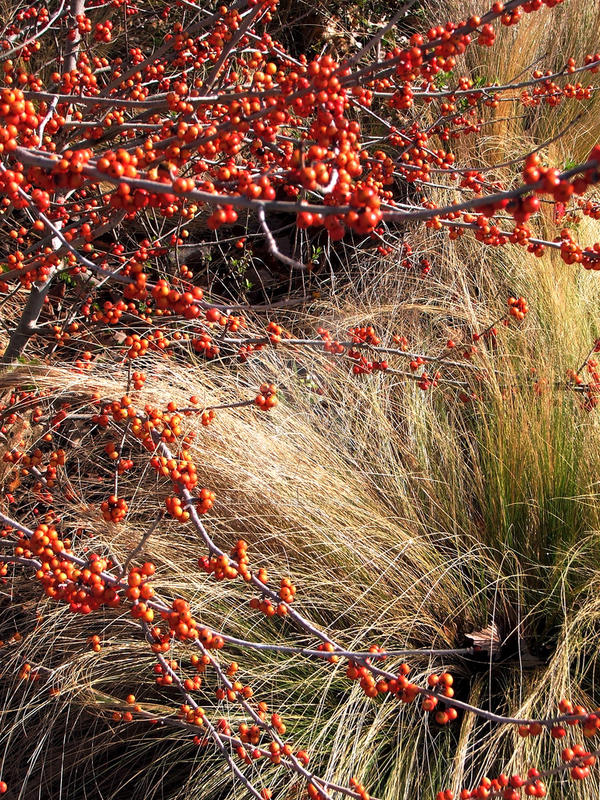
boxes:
[0,0,597,365]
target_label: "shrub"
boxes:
[1,0,600,798]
